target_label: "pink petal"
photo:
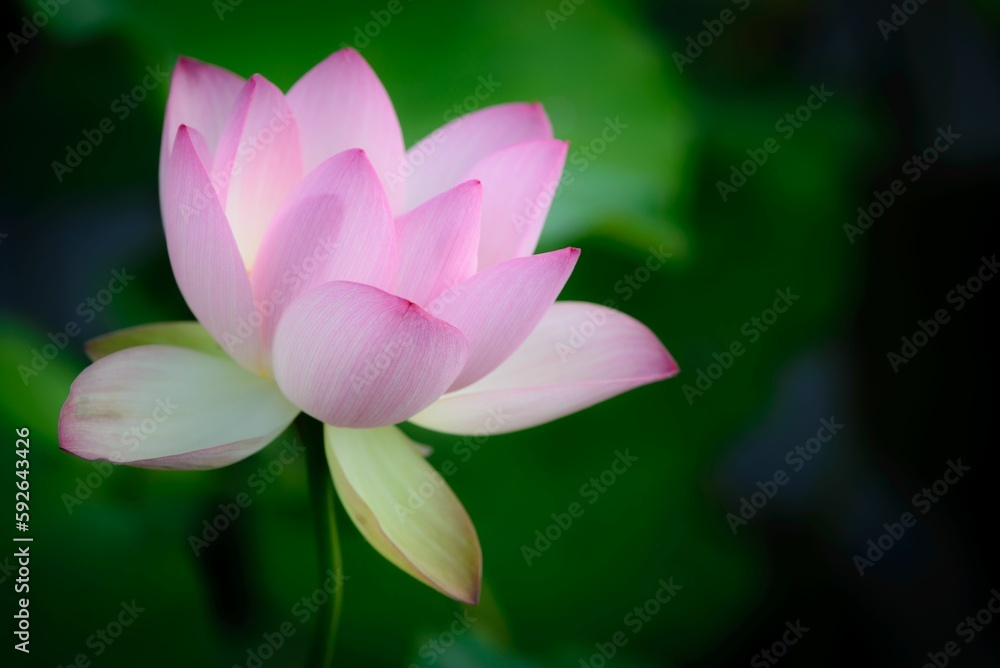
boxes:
[212,74,303,268]
[435,247,579,391]
[159,56,246,195]
[163,126,261,372]
[271,281,469,428]
[410,302,678,434]
[249,149,397,356]
[464,139,568,270]
[394,180,482,308]
[402,102,553,211]
[287,48,405,212]
[59,345,299,469]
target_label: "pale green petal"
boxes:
[61,345,298,469]
[325,425,481,604]
[85,321,226,362]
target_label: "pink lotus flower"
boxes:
[59,48,678,604]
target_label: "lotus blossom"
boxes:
[58,48,678,604]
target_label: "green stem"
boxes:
[297,414,343,667]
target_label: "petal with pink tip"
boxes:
[163,126,261,371]
[58,345,298,469]
[410,302,678,434]
[212,74,303,268]
[271,281,469,428]
[436,247,579,391]
[159,56,246,194]
[463,139,568,270]
[394,180,481,308]
[402,102,553,211]
[250,149,397,353]
[287,48,405,212]
[325,424,481,604]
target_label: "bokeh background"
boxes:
[2,0,998,666]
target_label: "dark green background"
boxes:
[2,0,998,666]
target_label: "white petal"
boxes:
[59,345,298,469]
